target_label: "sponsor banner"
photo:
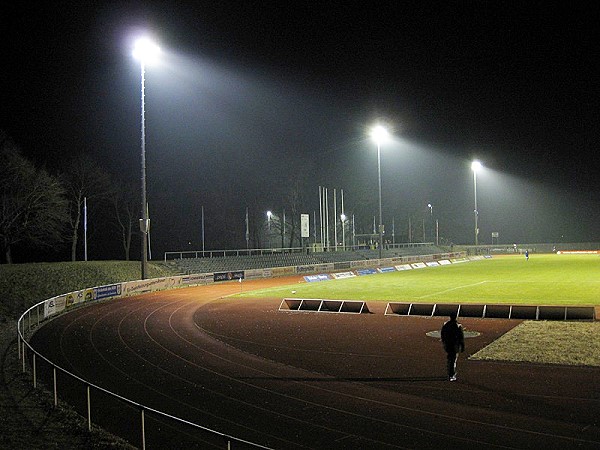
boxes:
[45,295,67,317]
[332,271,356,279]
[124,277,182,295]
[297,263,333,274]
[243,269,270,279]
[395,264,412,271]
[378,267,396,273]
[181,273,214,285]
[450,258,469,264]
[357,268,377,276]
[557,250,600,254]
[411,262,427,269]
[304,274,330,282]
[438,259,452,265]
[65,290,84,307]
[214,271,245,282]
[484,255,493,259]
[95,283,122,300]
[271,266,295,277]
[426,261,440,267]
[350,260,368,268]
[300,213,310,238]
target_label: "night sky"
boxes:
[2,2,599,260]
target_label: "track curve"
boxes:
[31,277,600,449]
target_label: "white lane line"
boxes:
[418,281,488,299]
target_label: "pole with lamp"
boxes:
[132,37,160,280]
[427,203,433,243]
[471,160,482,247]
[370,125,389,260]
[266,211,272,249]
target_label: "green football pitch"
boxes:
[238,254,600,306]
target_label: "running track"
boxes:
[30,276,600,449]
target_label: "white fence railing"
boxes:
[17,278,273,449]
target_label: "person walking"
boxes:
[441,312,465,381]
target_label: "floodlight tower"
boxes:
[133,37,160,280]
[370,125,389,260]
[471,160,482,246]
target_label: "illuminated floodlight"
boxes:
[471,160,482,172]
[132,37,161,64]
[370,125,389,145]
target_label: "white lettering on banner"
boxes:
[426,261,440,267]
[438,260,452,265]
[411,262,427,269]
[332,271,355,279]
[395,264,412,271]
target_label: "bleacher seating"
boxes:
[170,246,448,274]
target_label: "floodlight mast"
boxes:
[133,37,160,280]
[471,160,482,247]
[370,125,389,260]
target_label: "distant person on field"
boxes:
[525,250,529,260]
[441,312,465,381]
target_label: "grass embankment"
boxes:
[0,261,175,320]
[0,260,175,449]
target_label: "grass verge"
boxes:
[470,321,600,367]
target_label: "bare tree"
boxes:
[113,180,137,260]
[0,132,68,263]
[62,154,113,261]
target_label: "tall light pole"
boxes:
[370,125,389,259]
[133,37,160,280]
[427,203,433,242]
[266,211,273,249]
[471,160,482,246]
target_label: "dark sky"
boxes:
[2,2,599,259]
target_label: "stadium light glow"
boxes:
[370,125,389,145]
[132,37,161,64]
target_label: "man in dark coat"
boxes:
[441,312,465,381]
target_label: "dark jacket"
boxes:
[441,318,465,353]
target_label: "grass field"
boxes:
[237,254,600,306]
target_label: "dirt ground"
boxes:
[11,276,600,448]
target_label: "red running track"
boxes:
[30,276,600,449]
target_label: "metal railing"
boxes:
[17,298,272,449]
[164,242,442,262]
